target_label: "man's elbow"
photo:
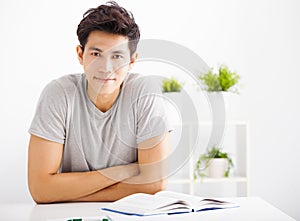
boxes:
[146,179,167,194]
[29,187,50,204]
[29,184,52,204]
[31,193,49,204]
[28,178,55,204]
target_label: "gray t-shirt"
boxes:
[29,73,170,172]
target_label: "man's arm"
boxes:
[72,132,171,202]
[27,135,139,203]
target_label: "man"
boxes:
[28,1,171,203]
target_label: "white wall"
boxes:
[0,0,299,219]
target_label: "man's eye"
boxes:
[113,54,123,59]
[91,52,101,57]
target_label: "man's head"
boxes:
[76,1,140,96]
[77,1,140,56]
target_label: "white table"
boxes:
[0,197,295,221]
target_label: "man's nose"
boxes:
[99,57,113,73]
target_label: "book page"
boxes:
[155,191,238,211]
[102,193,191,216]
[155,191,204,204]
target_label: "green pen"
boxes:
[66,217,111,221]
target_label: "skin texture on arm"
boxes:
[27,135,139,203]
[72,132,171,202]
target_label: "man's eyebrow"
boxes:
[111,50,126,54]
[88,47,103,52]
[87,47,126,54]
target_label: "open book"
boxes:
[101,191,239,216]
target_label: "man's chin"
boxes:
[95,85,120,96]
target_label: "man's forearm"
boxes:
[72,177,166,202]
[72,162,167,202]
[30,163,138,203]
[70,133,170,202]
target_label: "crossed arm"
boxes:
[27,132,170,203]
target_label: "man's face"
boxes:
[77,30,136,95]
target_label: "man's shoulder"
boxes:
[50,73,85,96]
[54,73,84,89]
[41,73,84,101]
[125,73,162,95]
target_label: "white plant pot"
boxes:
[163,92,183,125]
[207,91,241,121]
[207,158,228,178]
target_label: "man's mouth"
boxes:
[93,76,116,83]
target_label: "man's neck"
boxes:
[87,86,120,113]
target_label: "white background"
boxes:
[0,0,299,220]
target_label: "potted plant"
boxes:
[194,146,234,180]
[199,65,241,120]
[162,77,183,93]
[199,65,240,93]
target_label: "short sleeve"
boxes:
[134,76,172,144]
[28,80,67,144]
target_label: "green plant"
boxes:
[162,77,183,92]
[199,65,240,93]
[193,146,234,180]
[199,68,221,91]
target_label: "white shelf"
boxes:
[173,120,249,126]
[167,121,250,197]
[196,176,248,183]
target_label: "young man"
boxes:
[28,1,171,203]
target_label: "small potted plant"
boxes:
[199,65,241,120]
[194,146,234,180]
[162,77,183,93]
[199,65,240,93]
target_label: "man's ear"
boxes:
[129,52,138,70]
[76,45,84,65]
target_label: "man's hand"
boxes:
[99,162,139,182]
